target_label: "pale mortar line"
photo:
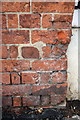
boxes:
[0,12,73,15]
[30,0,32,13]
[1,57,66,60]
[40,14,43,29]
[6,14,8,29]
[29,30,32,44]
[18,14,20,29]
[0,28,72,31]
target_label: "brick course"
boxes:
[1,1,75,111]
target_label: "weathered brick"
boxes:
[52,22,71,29]
[41,96,50,106]
[32,30,58,44]
[8,14,18,28]
[57,30,72,44]
[51,72,67,84]
[40,73,51,84]
[51,95,66,106]
[2,60,30,72]
[32,58,67,71]
[2,85,31,96]
[42,14,52,28]
[54,15,73,23]
[11,73,20,84]
[1,46,8,59]
[2,30,29,44]
[9,46,18,58]
[2,2,30,12]
[31,85,52,95]
[13,97,21,107]
[22,73,39,84]
[0,73,10,84]
[2,96,12,107]
[20,14,40,28]
[23,96,40,106]
[2,14,6,29]
[42,46,51,58]
[32,30,72,44]
[31,83,67,96]
[32,2,74,13]
[51,44,68,58]
[22,47,39,59]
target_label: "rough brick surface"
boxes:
[23,96,40,106]
[51,72,67,84]
[32,2,74,13]
[40,73,51,84]
[2,2,30,12]
[22,73,39,84]
[1,73,10,84]
[2,14,6,29]
[42,14,52,28]
[8,14,18,28]
[9,46,18,58]
[20,14,40,28]
[2,60,30,72]
[2,97,12,107]
[1,1,74,109]
[2,30,29,44]
[22,47,39,58]
[11,73,20,84]
[32,58,67,71]
[13,97,21,107]
[2,85,31,96]
[1,46,8,59]
[32,30,71,44]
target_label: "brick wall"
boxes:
[1,1,75,113]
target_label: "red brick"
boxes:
[40,73,51,84]
[32,2,74,13]
[32,30,58,44]
[51,72,67,84]
[41,96,50,106]
[22,47,39,59]
[54,15,73,23]
[11,73,20,84]
[42,14,52,28]
[8,14,18,28]
[51,95,66,106]
[2,85,31,96]
[57,30,72,44]
[13,97,21,107]
[2,60,30,72]
[9,46,18,58]
[2,2,30,12]
[2,97,12,107]
[20,14,40,28]
[52,22,71,29]
[2,14,6,29]
[2,30,29,44]
[0,46,8,59]
[50,44,68,58]
[32,58,67,71]
[0,73,10,84]
[23,96,40,106]
[22,73,39,84]
[31,83,67,96]
[42,46,51,58]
